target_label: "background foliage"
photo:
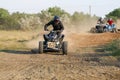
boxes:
[0,7,97,30]
[0,7,120,30]
[106,8,120,21]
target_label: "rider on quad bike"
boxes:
[97,17,104,24]
[44,16,64,46]
[106,18,117,33]
[95,17,106,33]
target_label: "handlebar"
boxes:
[45,30,62,32]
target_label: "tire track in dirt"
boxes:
[3,53,120,80]
[0,53,36,80]
[0,32,120,80]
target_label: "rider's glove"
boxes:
[45,29,49,31]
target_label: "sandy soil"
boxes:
[0,32,120,80]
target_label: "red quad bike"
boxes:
[38,30,68,55]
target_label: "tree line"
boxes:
[0,6,119,30]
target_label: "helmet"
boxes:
[110,18,112,20]
[53,16,60,22]
[99,17,102,20]
[108,18,112,21]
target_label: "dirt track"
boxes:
[0,32,120,80]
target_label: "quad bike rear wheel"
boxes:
[39,41,43,53]
[111,28,117,33]
[90,27,96,33]
[62,41,68,55]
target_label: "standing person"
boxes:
[44,16,64,45]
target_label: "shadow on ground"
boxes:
[80,47,120,68]
[0,49,64,55]
[0,49,33,54]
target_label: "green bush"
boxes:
[104,39,120,56]
[106,8,120,21]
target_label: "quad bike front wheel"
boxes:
[39,41,43,54]
[62,41,68,55]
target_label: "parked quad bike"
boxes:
[38,30,68,55]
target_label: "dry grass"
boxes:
[0,30,41,50]
[116,19,120,29]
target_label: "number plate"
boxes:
[48,42,56,48]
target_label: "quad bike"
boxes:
[106,24,117,33]
[90,23,106,33]
[96,23,107,33]
[38,30,68,55]
[90,23,117,33]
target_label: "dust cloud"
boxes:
[63,20,96,52]
[26,20,97,52]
